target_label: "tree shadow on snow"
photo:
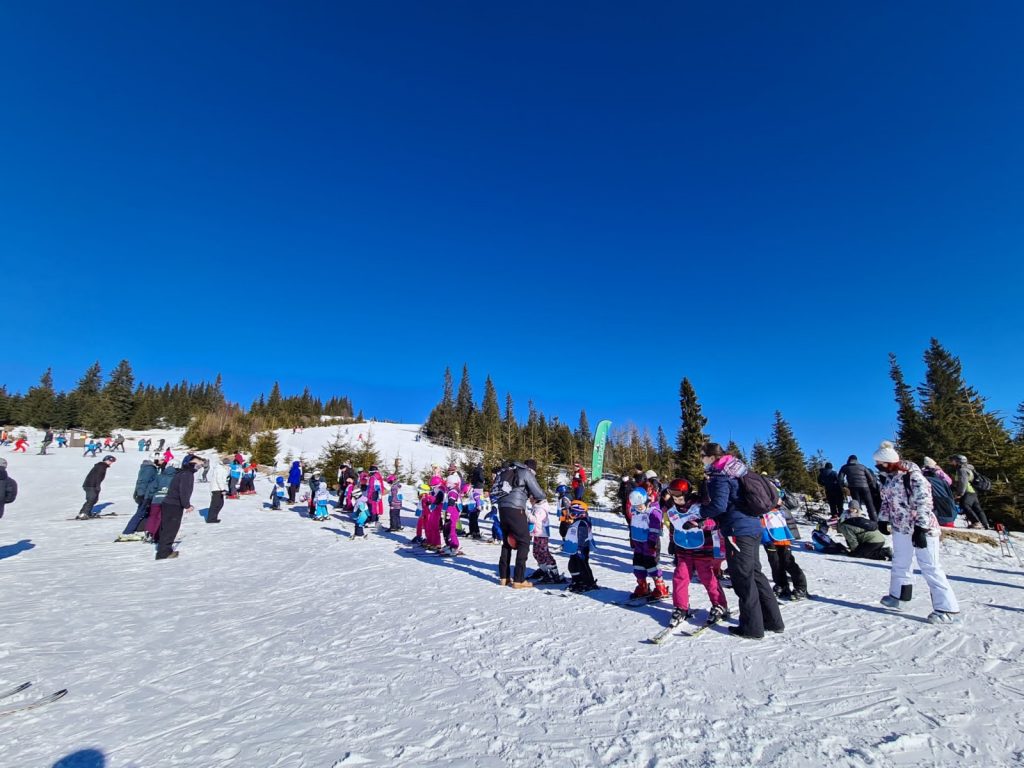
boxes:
[0,539,35,561]
[986,603,1024,614]
[820,556,1023,590]
[53,749,106,768]
[970,564,1024,578]
[809,594,931,623]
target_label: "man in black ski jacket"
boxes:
[495,459,547,588]
[0,458,18,519]
[817,463,845,519]
[77,456,116,519]
[157,454,202,560]
[838,455,878,521]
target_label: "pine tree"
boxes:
[805,449,828,500]
[251,431,281,467]
[889,353,928,460]
[266,382,283,417]
[424,367,456,442]
[23,368,58,427]
[769,411,815,494]
[315,431,357,484]
[655,425,674,479]
[917,339,1011,470]
[675,377,708,484]
[750,440,776,476]
[576,410,592,459]
[503,393,517,454]
[480,376,501,450]
[1014,402,1024,444]
[104,359,135,427]
[454,364,476,443]
[353,430,381,471]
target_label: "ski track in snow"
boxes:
[0,425,1022,767]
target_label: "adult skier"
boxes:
[494,459,547,588]
[156,454,202,560]
[874,441,960,623]
[839,455,879,521]
[0,458,18,520]
[77,455,116,519]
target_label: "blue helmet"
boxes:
[556,484,569,495]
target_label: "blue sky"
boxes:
[2,2,1022,464]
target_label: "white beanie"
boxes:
[872,441,900,464]
[922,456,938,469]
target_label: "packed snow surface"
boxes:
[1,426,1023,767]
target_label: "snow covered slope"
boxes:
[1,428,1022,767]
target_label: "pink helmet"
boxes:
[386,474,396,484]
[429,475,443,488]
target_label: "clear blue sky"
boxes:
[2,2,1022,464]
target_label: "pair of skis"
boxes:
[0,682,68,717]
[648,617,720,644]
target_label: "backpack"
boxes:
[913,474,957,524]
[970,468,993,493]
[490,466,518,502]
[736,472,781,517]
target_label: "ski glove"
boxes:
[912,526,929,549]
[878,521,891,536]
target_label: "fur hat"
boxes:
[872,441,900,464]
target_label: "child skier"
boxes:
[762,506,809,600]
[424,476,444,551]
[240,461,257,494]
[387,475,404,532]
[312,481,331,521]
[82,439,98,457]
[627,487,670,601]
[411,482,431,544]
[13,436,28,453]
[564,500,598,592]
[527,498,564,583]
[556,484,573,539]
[228,459,242,498]
[351,488,370,539]
[439,482,462,556]
[664,478,730,626]
[270,477,287,510]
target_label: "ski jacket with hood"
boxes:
[134,461,158,497]
[878,461,939,536]
[164,463,197,509]
[209,461,229,493]
[701,455,763,538]
[288,462,302,486]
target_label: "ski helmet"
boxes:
[667,478,691,496]
[556,484,569,495]
[429,475,443,487]
[386,474,396,484]
[352,488,364,500]
[570,500,589,518]
[628,488,648,508]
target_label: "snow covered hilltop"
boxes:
[1,425,1022,767]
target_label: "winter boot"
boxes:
[791,588,809,601]
[648,578,670,602]
[927,610,962,624]
[511,580,535,590]
[707,604,731,623]
[669,608,694,627]
[630,580,650,600]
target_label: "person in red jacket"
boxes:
[571,462,587,501]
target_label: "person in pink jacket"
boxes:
[424,476,444,551]
[527,498,564,583]
[440,485,462,556]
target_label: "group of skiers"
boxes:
[0,427,973,634]
[817,453,991,530]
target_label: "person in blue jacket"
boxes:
[700,442,784,640]
[287,461,303,504]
